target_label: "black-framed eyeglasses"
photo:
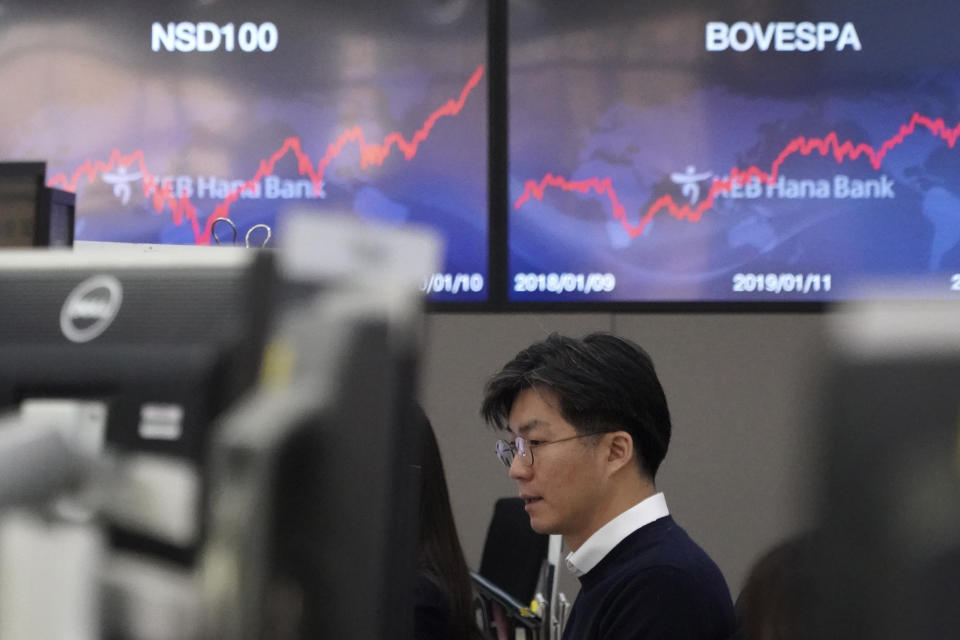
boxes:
[494,433,598,468]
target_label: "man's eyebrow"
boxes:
[514,419,546,435]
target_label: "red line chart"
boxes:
[48,64,485,245]
[514,113,960,239]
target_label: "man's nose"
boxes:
[508,455,531,480]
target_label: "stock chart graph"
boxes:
[509,0,960,303]
[0,0,488,301]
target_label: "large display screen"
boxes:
[0,0,488,301]
[509,0,960,303]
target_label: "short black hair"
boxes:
[481,332,672,477]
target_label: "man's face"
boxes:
[506,386,609,550]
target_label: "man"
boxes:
[481,332,734,640]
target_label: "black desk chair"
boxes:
[472,497,549,640]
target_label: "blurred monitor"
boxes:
[0,162,75,248]
[202,292,423,639]
[812,299,960,639]
[194,219,430,639]
[0,248,274,565]
[0,236,428,638]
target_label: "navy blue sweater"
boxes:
[561,516,734,640]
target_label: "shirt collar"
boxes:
[564,492,670,578]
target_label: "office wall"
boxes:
[420,311,829,597]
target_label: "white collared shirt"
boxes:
[564,492,670,577]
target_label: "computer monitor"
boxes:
[0,247,274,565]
[0,162,75,248]
[811,299,960,639]
[202,295,424,639]
[0,233,430,638]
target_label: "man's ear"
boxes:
[605,431,635,474]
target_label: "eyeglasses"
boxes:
[495,433,598,468]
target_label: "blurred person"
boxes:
[412,405,486,640]
[731,535,820,640]
[481,333,734,640]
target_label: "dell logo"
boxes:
[60,275,123,343]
